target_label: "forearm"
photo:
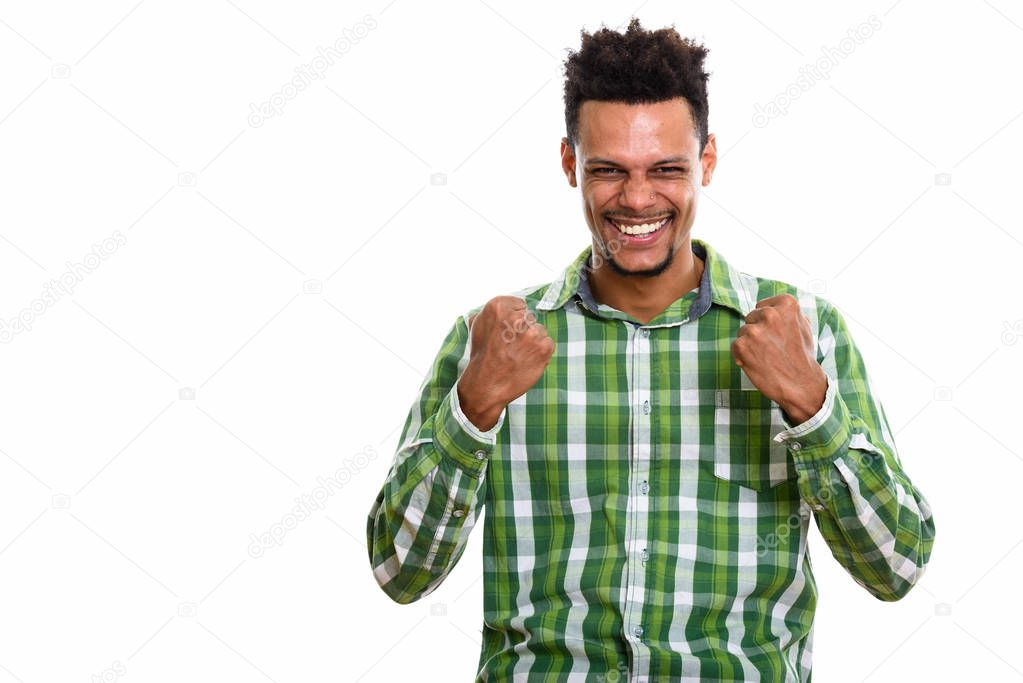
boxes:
[774,374,935,600]
[367,379,505,604]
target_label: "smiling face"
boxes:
[561,97,717,278]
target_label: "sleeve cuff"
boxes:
[772,373,851,465]
[432,376,506,473]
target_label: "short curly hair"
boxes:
[562,17,711,155]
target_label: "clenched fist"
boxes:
[731,294,828,425]
[456,296,555,431]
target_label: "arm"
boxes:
[366,313,506,604]
[772,300,935,601]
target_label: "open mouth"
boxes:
[604,215,673,243]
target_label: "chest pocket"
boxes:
[712,388,795,491]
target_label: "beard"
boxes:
[601,240,677,278]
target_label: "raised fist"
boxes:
[457,296,555,431]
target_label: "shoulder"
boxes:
[459,280,552,329]
[748,272,838,332]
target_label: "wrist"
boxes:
[781,369,829,425]
[456,373,505,432]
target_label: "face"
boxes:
[560,97,717,278]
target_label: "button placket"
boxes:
[622,321,652,661]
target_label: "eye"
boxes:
[654,167,687,174]
[591,167,621,175]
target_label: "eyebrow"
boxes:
[585,156,691,167]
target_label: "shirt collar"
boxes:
[535,237,759,324]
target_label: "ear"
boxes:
[700,132,718,187]
[560,137,577,188]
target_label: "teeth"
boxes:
[613,217,669,235]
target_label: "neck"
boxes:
[588,238,704,325]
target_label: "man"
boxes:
[367,18,934,682]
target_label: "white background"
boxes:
[0,1,1019,681]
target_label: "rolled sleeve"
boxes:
[772,373,852,466]
[433,375,506,475]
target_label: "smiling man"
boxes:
[367,18,934,682]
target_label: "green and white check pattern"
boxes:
[367,237,935,682]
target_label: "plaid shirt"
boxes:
[367,237,935,682]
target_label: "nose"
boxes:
[618,173,657,212]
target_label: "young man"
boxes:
[367,18,934,681]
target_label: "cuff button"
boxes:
[474,449,487,460]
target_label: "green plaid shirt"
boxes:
[367,237,935,682]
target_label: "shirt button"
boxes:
[640,480,649,494]
[474,449,487,460]
[632,625,644,637]
[790,442,802,451]
[641,548,649,561]
[452,509,465,517]
[642,400,650,414]
[641,328,650,337]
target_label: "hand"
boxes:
[730,294,828,425]
[457,296,555,431]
